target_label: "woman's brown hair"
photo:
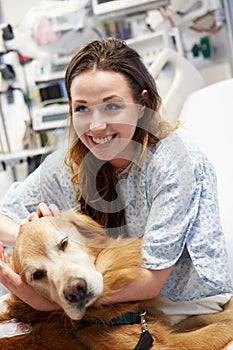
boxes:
[64,37,171,237]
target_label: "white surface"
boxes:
[179,78,233,280]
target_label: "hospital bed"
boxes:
[150,49,233,347]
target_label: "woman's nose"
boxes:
[90,121,107,131]
[89,110,107,131]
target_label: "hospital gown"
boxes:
[0,129,232,302]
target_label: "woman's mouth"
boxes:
[91,135,115,145]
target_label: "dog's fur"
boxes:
[0,210,233,349]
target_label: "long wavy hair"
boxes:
[64,37,172,237]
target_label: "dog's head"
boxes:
[11,210,108,320]
[10,210,142,322]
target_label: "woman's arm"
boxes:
[108,265,174,304]
[0,213,19,246]
[1,202,172,310]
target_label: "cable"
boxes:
[0,90,17,180]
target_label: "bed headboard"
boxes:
[149,48,204,126]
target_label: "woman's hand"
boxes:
[0,203,61,311]
[0,241,59,312]
[22,203,61,223]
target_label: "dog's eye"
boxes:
[32,270,46,281]
[59,236,69,251]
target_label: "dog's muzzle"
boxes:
[63,277,87,303]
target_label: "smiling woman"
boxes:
[64,39,165,234]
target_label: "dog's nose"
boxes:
[63,278,87,303]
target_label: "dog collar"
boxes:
[70,311,154,350]
[70,311,141,336]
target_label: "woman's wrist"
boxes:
[0,213,19,246]
[19,282,59,311]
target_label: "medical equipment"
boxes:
[126,31,174,67]
[0,23,13,54]
[32,103,69,132]
[92,0,169,18]
[32,56,69,131]
[34,56,70,83]
[167,0,224,28]
[9,0,92,58]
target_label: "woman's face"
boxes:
[70,69,143,170]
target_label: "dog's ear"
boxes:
[61,209,109,247]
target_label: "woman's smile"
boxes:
[91,134,116,145]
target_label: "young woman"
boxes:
[0,38,232,324]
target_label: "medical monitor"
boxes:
[92,0,169,17]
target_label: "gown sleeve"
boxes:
[0,148,76,223]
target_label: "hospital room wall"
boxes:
[1,0,232,85]
[2,0,232,88]
[0,0,39,26]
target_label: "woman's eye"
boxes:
[105,103,123,111]
[75,105,89,113]
[59,237,69,251]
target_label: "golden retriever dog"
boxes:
[0,210,233,350]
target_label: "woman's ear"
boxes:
[138,90,148,119]
[141,89,148,101]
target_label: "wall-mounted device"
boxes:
[34,56,70,82]
[32,56,70,132]
[92,0,169,19]
[32,103,69,132]
[36,80,67,105]
[126,30,174,67]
